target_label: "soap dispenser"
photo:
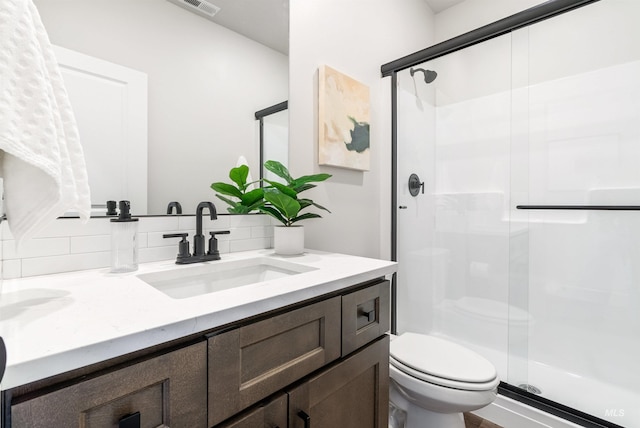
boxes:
[110,200,139,273]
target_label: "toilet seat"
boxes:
[390,333,499,391]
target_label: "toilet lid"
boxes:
[390,333,497,384]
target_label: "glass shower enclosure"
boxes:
[392,1,640,426]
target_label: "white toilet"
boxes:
[389,332,499,428]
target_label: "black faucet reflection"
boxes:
[166,201,182,214]
[162,201,230,264]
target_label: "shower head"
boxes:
[410,67,437,84]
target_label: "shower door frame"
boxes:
[381,1,627,427]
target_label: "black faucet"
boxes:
[163,201,229,264]
[194,201,217,256]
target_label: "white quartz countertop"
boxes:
[0,249,396,390]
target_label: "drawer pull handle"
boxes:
[118,412,140,428]
[298,410,311,428]
[359,308,376,323]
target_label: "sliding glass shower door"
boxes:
[395,1,640,426]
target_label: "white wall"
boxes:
[434,0,546,42]
[34,0,288,215]
[289,0,435,258]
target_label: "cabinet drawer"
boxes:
[215,393,287,428]
[341,280,390,356]
[11,341,207,428]
[208,296,341,426]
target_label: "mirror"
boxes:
[256,102,289,183]
[33,0,289,215]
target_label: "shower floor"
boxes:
[435,334,640,428]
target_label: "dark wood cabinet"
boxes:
[288,335,390,428]
[7,279,391,428]
[215,393,288,428]
[208,297,341,426]
[342,280,390,356]
[10,342,207,428]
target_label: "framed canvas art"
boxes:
[318,65,370,171]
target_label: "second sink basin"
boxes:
[137,257,317,299]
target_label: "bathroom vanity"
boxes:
[0,250,396,427]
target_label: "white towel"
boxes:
[0,0,91,248]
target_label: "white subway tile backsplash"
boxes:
[139,246,179,264]
[1,215,272,279]
[3,237,70,260]
[199,215,231,230]
[2,259,22,279]
[230,214,271,228]
[21,252,111,277]
[70,235,110,254]
[39,218,111,237]
[178,216,197,230]
[217,240,230,254]
[251,226,274,239]
[137,217,179,233]
[229,238,272,253]
[218,227,251,241]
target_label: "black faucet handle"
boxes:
[207,230,230,258]
[163,233,190,261]
[163,233,188,239]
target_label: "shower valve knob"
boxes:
[408,173,424,196]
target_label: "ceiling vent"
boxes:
[179,0,220,17]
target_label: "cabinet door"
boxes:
[342,280,390,356]
[208,297,341,426]
[11,342,207,428]
[215,393,287,428]
[288,335,390,428]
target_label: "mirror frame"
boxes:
[255,101,288,184]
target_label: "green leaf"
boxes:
[264,160,293,183]
[293,183,316,193]
[239,188,264,206]
[258,205,287,225]
[211,182,243,198]
[291,212,322,224]
[264,179,298,198]
[229,165,249,190]
[291,173,332,187]
[215,194,238,207]
[247,199,265,211]
[230,205,252,214]
[298,199,312,210]
[298,198,331,213]
[264,189,300,220]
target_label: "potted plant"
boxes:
[258,161,331,254]
[210,165,264,214]
[211,161,331,255]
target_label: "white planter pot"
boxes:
[274,225,304,255]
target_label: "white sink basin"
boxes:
[137,257,317,299]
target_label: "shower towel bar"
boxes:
[516,205,640,210]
